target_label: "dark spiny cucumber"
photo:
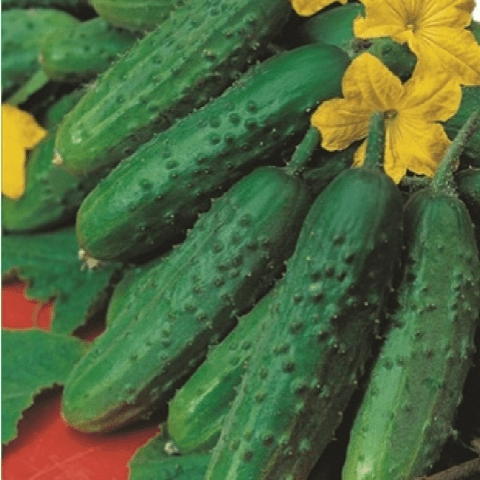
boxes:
[342,113,480,480]
[167,287,279,454]
[204,113,403,480]
[89,0,185,32]
[129,427,209,480]
[165,129,326,454]
[1,9,79,97]
[292,2,364,53]
[61,165,312,433]
[1,89,100,232]
[455,167,480,225]
[40,17,138,83]
[75,43,350,262]
[54,0,291,176]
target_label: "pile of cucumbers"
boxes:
[3,0,480,479]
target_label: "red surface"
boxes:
[2,281,161,480]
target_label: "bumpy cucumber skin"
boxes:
[455,167,480,224]
[167,288,278,454]
[40,17,138,83]
[62,166,312,433]
[342,190,480,480]
[1,8,79,96]
[75,43,350,262]
[1,89,98,232]
[204,167,403,480]
[89,0,184,32]
[54,0,291,176]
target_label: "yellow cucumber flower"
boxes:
[311,53,462,183]
[2,104,47,200]
[354,0,480,85]
[290,0,348,17]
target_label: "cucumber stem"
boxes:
[284,126,320,177]
[432,108,480,193]
[362,111,386,171]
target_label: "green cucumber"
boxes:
[40,17,138,83]
[74,43,350,262]
[342,113,480,480]
[292,2,364,53]
[61,165,312,433]
[53,0,291,176]
[167,287,279,454]
[1,89,101,233]
[89,0,184,32]
[1,8,79,97]
[204,112,403,480]
[455,167,480,225]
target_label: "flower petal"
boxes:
[311,98,371,150]
[385,113,451,182]
[354,0,411,39]
[419,0,474,29]
[2,143,28,200]
[410,27,480,85]
[290,0,347,16]
[341,53,404,110]
[2,104,47,200]
[352,112,451,183]
[400,72,462,121]
[312,53,405,152]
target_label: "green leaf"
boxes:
[128,428,210,480]
[1,329,86,445]
[2,227,122,334]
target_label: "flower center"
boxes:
[384,109,398,120]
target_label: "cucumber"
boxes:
[74,43,350,262]
[342,113,480,480]
[40,17,138,83]
[1,8,79,97]
[204,112,403,480]
[1,89,100,232]
[61,165,312,433]
[89,0,185,32]
[292,2,364,53]
[167,287,279,454]
[53,0,292,176]
[455,167,480,224]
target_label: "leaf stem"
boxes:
[432,108,480,193]
[284,126,320,177]
[363,111,386,171]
